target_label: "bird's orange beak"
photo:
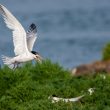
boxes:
[35,54,43,63]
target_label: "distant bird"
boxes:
[0,4,42,69]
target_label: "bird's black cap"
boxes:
[31,51,39,55]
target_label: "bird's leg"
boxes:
[13,63,16,70]
[13,61,18,69]
[16,63,18,68]
[16,62,20,68]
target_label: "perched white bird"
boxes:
[0,4,42,69]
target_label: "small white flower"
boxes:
[100,74,106,79]
[88,88,95,95]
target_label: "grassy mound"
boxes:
[0,60,110,110]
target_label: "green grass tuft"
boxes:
[0,60,110,110]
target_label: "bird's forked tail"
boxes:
[1,55,15,69]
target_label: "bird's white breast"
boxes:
[14,52,34,63]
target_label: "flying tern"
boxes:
[0,4,42,69]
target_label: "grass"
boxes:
[0,60,110,110]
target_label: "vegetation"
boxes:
[102,42,110,60]
[0,60,110,110]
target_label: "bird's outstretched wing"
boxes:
[0,4,29,56]
[26,23,37,51]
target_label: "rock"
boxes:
[71,60,110,76]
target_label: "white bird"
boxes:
[48,95,84,103]
[0,4,42,69]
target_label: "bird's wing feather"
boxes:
[26,23,37,51]
[0,4,29,56]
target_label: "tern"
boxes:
[0,4,42,69]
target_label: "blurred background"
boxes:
[0,0,110,69]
